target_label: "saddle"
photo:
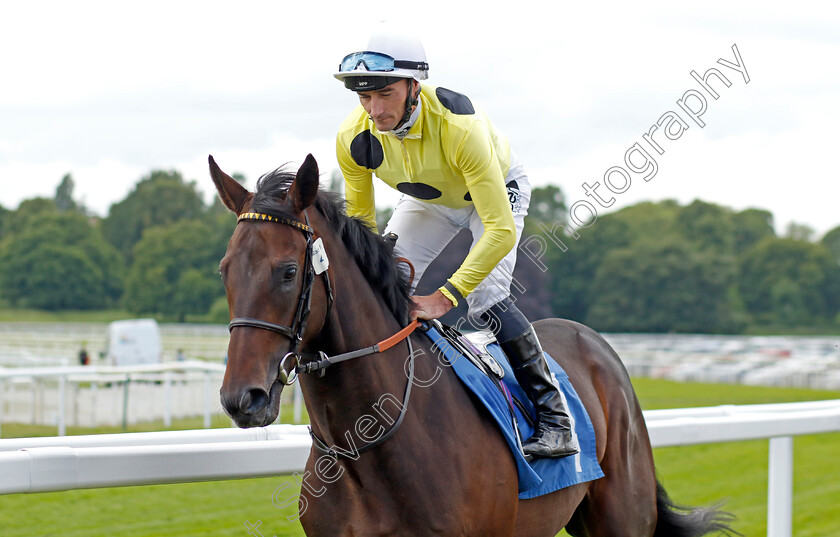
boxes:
[421,320,605,498]
[429,320,505,379]
[425,320,533,442]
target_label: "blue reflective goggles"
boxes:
[339,51,427,73]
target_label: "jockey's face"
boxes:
[357,79,415,132]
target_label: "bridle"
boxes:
[228,210,333,385]
[227,209,420,458]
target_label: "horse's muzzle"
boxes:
[221,383,281,427]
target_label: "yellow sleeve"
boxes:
[446,120,516,298]
[336,131,378,231]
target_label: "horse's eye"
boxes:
[283,266,298,281]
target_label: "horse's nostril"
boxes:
[239,388,269,415]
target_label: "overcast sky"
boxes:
[2,1,838,236]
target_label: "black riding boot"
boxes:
[500,325,580,459]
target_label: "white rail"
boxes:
[0,425,311,494]
[1,400,839,537]
[0,361,226,379]
[644,399,840,446]
[0,361,226,435]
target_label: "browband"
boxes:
[237,212,312,234]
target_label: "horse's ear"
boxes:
[288,154,320,213]
[209,155,251,215]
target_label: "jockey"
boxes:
[333,25,579,460]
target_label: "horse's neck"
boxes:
[301,228,411,446]
[320,248,404,354]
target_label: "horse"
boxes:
[210,154,736,537]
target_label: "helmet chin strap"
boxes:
[395,79,419,130]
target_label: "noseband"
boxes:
[228,210,333,384]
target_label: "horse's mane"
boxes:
[251,167,412,325]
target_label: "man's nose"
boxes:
[368,96,385,117]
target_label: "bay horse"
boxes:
[210,154,736,537]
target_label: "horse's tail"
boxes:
[654,480,740,537]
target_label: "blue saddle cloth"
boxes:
[424,326,604,500]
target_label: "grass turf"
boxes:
[1,379,838,537]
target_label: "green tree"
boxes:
[541,200,679,322]
[54,173,78,212]
[585,238,740,333]
[784,222,815,242]
[732,208,775,253]
[770,278,809,326]
[0,212,124,309]
[536,199,753,332]
[122,220,224,320]
[172,268,220,322]
[603,199,682,239]
[102,170,205,260]
[0,205,10,243]
[3,197,58,237]
[820,226,840,264]
[675,200,735,253]
[203,202,239,250]
[543,215,633,322]
[16,197,57,213]
[528,185,567,224]
[2,246,104,309]
[738,237,840,324]
[208,296,232,324]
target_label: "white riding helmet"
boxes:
[334,25,429,92]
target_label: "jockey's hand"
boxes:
[410,290,454,320]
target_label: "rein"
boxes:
[296,319,420,375]
[228,210,421,459]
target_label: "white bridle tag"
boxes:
[312,237,329,275]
